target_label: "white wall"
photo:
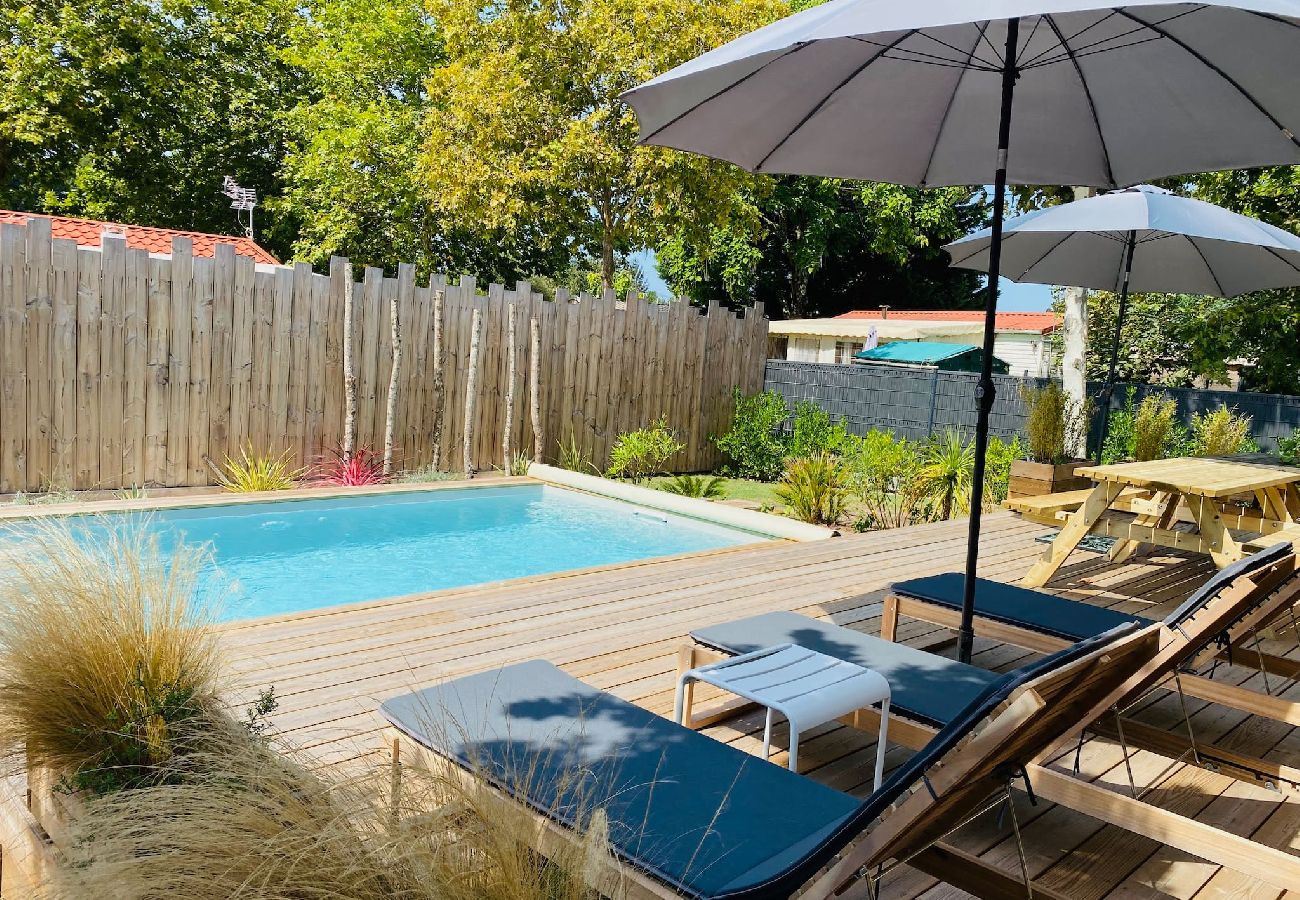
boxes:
[777,332,1051,376]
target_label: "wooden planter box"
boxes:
[1009,459,1092,499]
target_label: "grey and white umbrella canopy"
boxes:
[624,0,1300,188]
[624,0,1300,664]
[944,185,1300,297]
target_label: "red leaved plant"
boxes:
[312,445,388,487]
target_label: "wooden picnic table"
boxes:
[1020,457,1300,588]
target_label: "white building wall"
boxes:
[776,331,1051,376]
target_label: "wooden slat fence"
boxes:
[0,221,767,492]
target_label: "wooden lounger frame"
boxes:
[387,628,1154,900]
[677,635,1300,895]
[881,552,1300,791]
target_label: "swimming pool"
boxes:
[50,485,764,621]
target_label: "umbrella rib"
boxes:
[1187,236,1227,296]
[919,24,988,188]
[1015,231,1080,282]
[1114,8,1300,152]
[754,30,917,173]
[1261,245,1300,280]
[1017,10,1121,68]
[1042,14,1117,188]
[633,42,813,147]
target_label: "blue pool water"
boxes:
[57,485,761,621]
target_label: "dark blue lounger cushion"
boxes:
[690,611,1002,728]
[890,542,1290,644]
[381,625,1140,900]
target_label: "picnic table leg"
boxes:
[1186,494,1243,568]
[1264,485,1298,524]
[1109,490,1178,564]
[1021,481,1125,588]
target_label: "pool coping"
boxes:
[528,463,839,542]
[0,476,524,521]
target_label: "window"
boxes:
[834,341,864,364]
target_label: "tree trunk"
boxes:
[342,260,357,459]
[601,232,615,291]
[1062,186,1096,458]
[503,302,518,472]
[429,288,445,471]
[383,275,402,477]
[463,307,482,477]
[787,269,810,319]
[530,314,543,463]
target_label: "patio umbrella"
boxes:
[944,184,1300,461]
[622,0,1300,663]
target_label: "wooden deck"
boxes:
[222,511,1300,899]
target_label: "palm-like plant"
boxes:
[918,430,975,521]
[659,474,728,499]
[775,454,848,526]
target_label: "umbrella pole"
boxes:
[1093,229,1138,463]
[959,16,1020,665]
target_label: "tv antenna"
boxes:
[221,176,257,240]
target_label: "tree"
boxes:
[1,0,302,258]
[420,0,782,291]
[658,179,986,317]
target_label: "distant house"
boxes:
[767,308,1059,377]
[0,209,279,266]
[853,340,1010,374]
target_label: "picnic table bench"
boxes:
[1012,457,1300,588]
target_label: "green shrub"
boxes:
[607,418,685,483]
[919,429,976,520]
[842,431,927,530]
[1190,406,1258,457]
[1102,389,1191,463]
[982,434,1023,507]
[789,401,848,459]
[1279,427,1300,464]
[658,474,728,499]
[775,454,848,526]
[715,388,789,481]
[394,465,464,483]
[1132,394,1185,461]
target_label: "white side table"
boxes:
[674,643,891,789]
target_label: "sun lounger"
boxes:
[681,571,1300,892]
[381,624,1154,900]
[879,543,1300,789]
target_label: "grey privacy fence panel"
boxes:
[764,360,1300,450]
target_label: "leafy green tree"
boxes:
[420,0,782,291]
[659,178,985,317]
[1,0,302,258]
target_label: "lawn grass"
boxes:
[646,475,782,507]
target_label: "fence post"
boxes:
[927,368,940,437]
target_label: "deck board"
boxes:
[221,510,1300,899]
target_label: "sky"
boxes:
[632,249,1055,312]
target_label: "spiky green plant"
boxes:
[215,445,305,492]
[775,454,848,525]
[557,433,598,475]
[918,430,975,521]
[659,474,728,499]
[507,452,532,476]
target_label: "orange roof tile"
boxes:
[834,309,1060,334]
[0,210,279,265]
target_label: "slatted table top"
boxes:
[1075,457,1300,498]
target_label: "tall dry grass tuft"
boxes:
[0,519,224,792]
[44,721,613,900]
